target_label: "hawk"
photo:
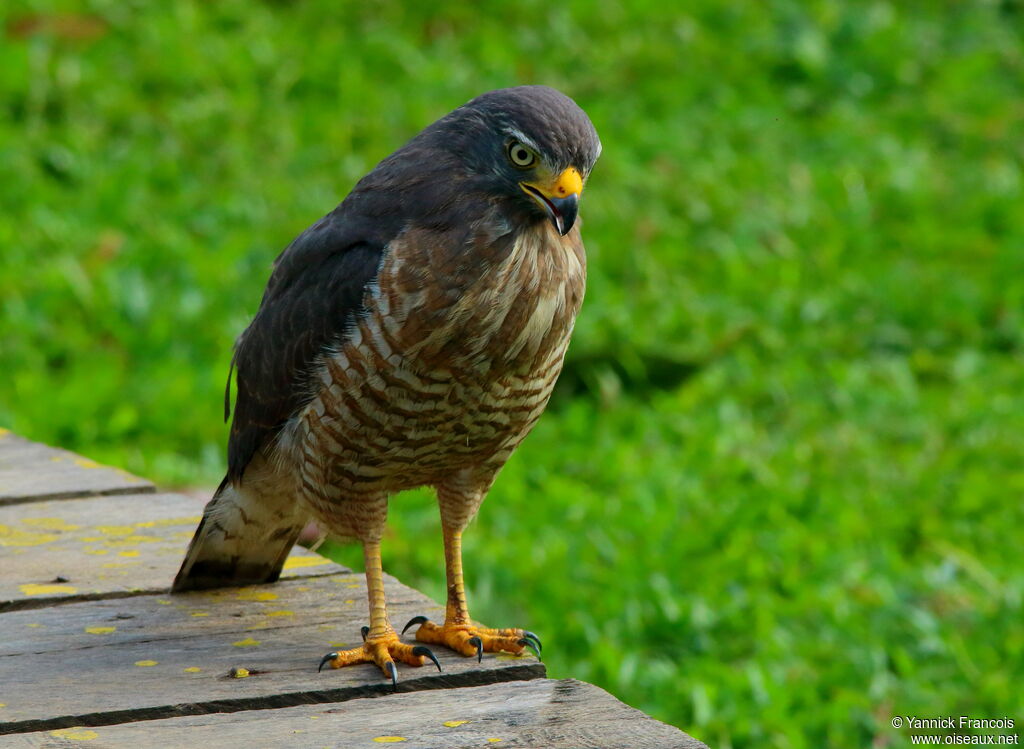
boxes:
[173,86,601,685]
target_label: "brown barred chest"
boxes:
[285,225,585,494]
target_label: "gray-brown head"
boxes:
[349,86,602,239]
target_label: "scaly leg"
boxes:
[318,539,440,686]
[403,483,541,661]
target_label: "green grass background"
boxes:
[2,1,1022,745]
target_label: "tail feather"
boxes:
[172,474,303,592]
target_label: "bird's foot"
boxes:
[401,615,542,662]
[318,628,440,689]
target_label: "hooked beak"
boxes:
[521,167,583,236]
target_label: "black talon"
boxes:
[318,652,338,673]
[522,630,543,652]
[468,635,483,663]
[412,645,442,672]
[518,638,542,661]
[360,625,369,642]
[402,615,429,635]
[386,660,398,691]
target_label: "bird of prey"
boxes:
[172,86,601,685]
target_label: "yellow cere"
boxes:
[19,583,77,595]
[282,555,330,570]
[85,626,116,635]
[134,660,158,667]
[443,720,469,727]
[21,517,80,531]
[184,667,201,673]
[372,738,408,743]
[236,590,277,601]
[232,637,260,647]
[50,728,99,740]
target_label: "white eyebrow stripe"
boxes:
[503,126,541,154]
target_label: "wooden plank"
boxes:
[8,679,706,748]
[0,492,345,611]
[0,430,153,506]
[0,573,545,735]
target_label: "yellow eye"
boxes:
[507,140,537,168]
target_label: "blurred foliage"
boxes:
[2,1,1023,746]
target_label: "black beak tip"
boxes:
[548,194,579,236]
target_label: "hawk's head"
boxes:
[449,86,601,237]
[366,86,601,239]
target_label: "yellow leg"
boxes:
[319,539,440,684]
[403,521,542,661]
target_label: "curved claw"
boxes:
[412,645,442,672]
[386,660,398,691]
[360,625,369,642]
[318,652,338,673]
[402,615,430,635]
[522,630,543,652]
[518,638,542,661]
[468,635,483,663]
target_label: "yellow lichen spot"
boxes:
[74,458,101,469]
[230,667,250,678]
[21,517,80,531]
[97,525,133,536]
[232,637,260,647]
[84,548,109,555]
[372,737,407,743]
[184,667,201,673]
[134,521,156,528]
[345,582,361,589]
[118,550,139,558]
[156,599,172,605]
[344,599,354,605]
[134,660,158,667]
[101,561,137,569]
[0,525,60,547]
[487,739,503,743]
[443,720,469,727]
[50,455,64,463]
[0,702,6,707]
[79,536,103,542]
[296,586,311,592]
[19,583,77,595]
[266,610,294,617]
[328,641,348,648]
[318,624,336,631]
[50,728,99,740]
[85,626,116,635]
[191,612,209,617]
[26,622,43,628]
[235,590,277,601]
[282,555,330,570]
[0,426,9,437]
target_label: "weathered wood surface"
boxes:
[0,492,345,611]
[0,572,544,734]
[0,431,153,506]
[0,432,706,747]
[10,679,706,748]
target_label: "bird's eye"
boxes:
[507,141,537,168]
